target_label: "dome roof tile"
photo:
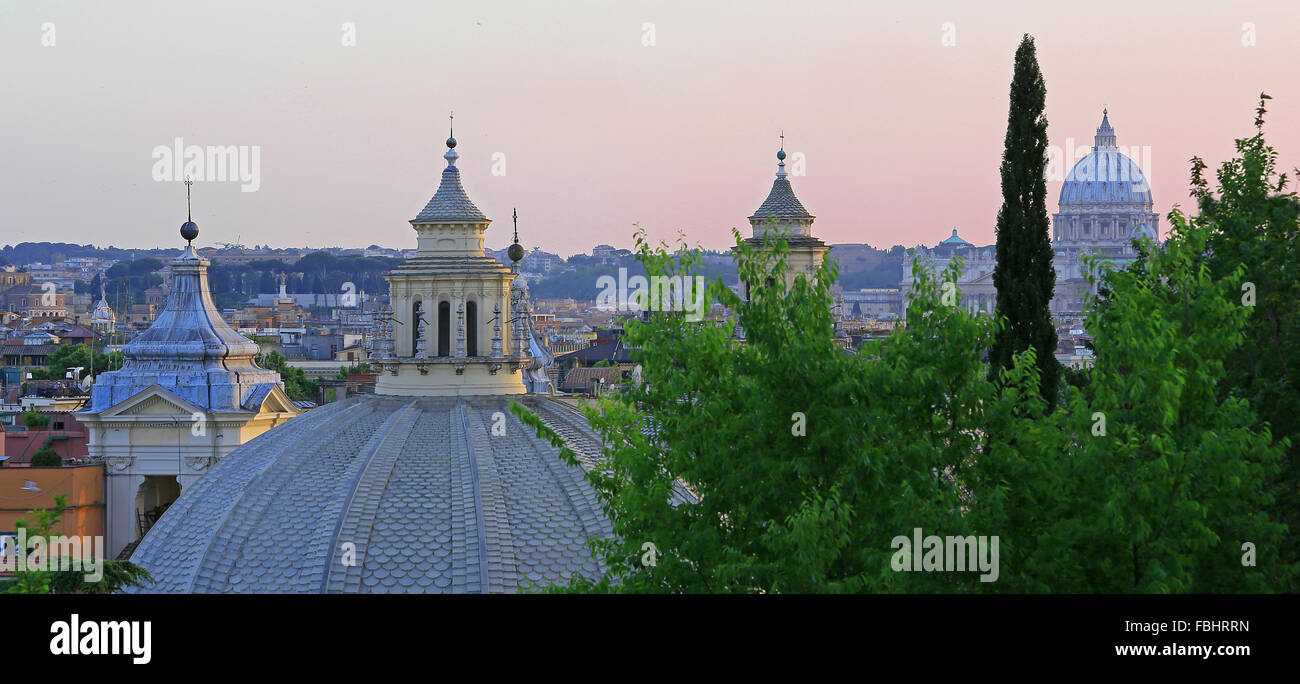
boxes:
[750,177,814,219]
[1059,149,1152,205]
[412,165,488,223]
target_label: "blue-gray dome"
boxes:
[939,228,972,247]
[1059,111,1152,206]
[83,245,283,413]
[1130,223,1156,241]
[127,395,616,593]
[1059,149,1152,205]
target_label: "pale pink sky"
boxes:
[1,0,1297,254]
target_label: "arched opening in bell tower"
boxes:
[438,301,451,357]
[412,300,423,352]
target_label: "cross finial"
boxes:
[512,207,519,244]
[184,176,193,221]
[779,129,784,151]
[449,110,454,138]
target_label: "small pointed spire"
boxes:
[750,131,813,220]
[412,114,485,223]
[507,208,525,273]
[775,131,788,179]
[180,177,199,245]
[1094,108,1117,149]
[444,111,459,166]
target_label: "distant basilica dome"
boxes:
[1052,109,1159,257]
[905,108,1162,319]
[1058,111,1152,206]
[1059,151,1152,205]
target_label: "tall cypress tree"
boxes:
[989,34,1059,408]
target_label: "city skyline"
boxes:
[1,2,1297,646]
[2,1,1297,253]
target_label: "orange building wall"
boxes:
[0,465,105,540]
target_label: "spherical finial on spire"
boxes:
[508,207,525,263]
[446,110,457,148]
[775,131,789,178]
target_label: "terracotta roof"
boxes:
[559,367,623,391]
[28,316,68,327]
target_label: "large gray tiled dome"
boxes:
[128,395,612,593]
[1058,110,1153,207]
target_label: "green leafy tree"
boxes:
[509,104,1292,595]
[973,203,1289,592]
[4,500,60,593]
[336,361,371,379]
[32,344,121,381]
[989,34,1059,409]
[21,410,51,428]
[1190,94,1300,585]
[257,349,317,400]
[3,495,153,594]
[514,229,998,593]
[514,217,1290,593]
[29,447,62,467]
